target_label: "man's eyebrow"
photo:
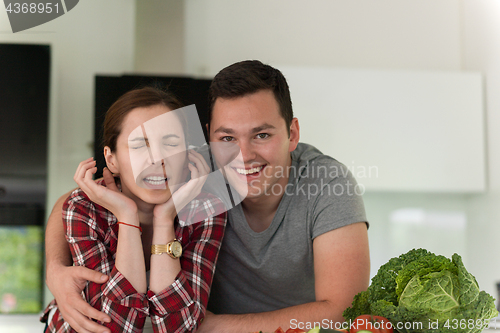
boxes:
[213,127,235,134]
[251,124,276,133]
[213,123,276,134]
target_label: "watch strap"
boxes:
[151,239,181,259]
[151,244,170,255]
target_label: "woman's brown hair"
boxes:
[102,87,184,152]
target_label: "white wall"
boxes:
[134,0,185,75]
[184,0,462,76]
[0,0,136,307]
[462,0,500,300]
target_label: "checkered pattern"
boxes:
[41,183,227,333]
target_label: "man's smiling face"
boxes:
[209,89,299,202]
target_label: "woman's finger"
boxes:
[80,163,97,187]
[74,158,95,182]
[188,152,211,188]
[188,161,200,180]
[189,150,210,174]
[73,159,109,204]
[75,160,96,186]
[186,159,208,184]
[75,161,97,196]
[102,167,119,192]
[83,167,100,197]
[183,163,206,196]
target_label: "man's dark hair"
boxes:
[208,60,293,136]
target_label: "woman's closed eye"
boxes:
[129,138,147,149]
[162,137,181,147]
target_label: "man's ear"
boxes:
[104,146,119,174]
[288,117,300,152]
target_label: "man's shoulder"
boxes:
[66,187,91,207]
[292,142,350,180]
[292,142,337,163]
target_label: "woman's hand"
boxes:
[153,150,210,225]
[74,157,138,222]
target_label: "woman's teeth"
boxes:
[144,176,167,185]
[236,165,264,175]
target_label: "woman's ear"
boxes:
[104,146,119,174]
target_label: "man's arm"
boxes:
[45,191,112,333]
[197,222,370,333]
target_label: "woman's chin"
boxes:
[136,189,173,205]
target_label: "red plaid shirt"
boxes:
[41,186,227,333]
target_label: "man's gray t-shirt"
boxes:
[207,143,367,314]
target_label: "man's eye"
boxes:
[165,143,179,147]
[256,133,269,139]
[130,144,146,149]
[221,136,234,142]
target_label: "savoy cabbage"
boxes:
[343,249,498,333]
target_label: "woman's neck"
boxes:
[135,199,156,225]
[121,185,155,225]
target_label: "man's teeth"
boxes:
[236,166,264,175]
[144,176,167,185]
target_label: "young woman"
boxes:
[41,87,227,332]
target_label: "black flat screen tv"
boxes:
[0,43,50,178]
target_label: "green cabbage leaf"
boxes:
[343,249,498,333]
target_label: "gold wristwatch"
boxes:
[151,239,182,259]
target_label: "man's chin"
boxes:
[239,185,268,200]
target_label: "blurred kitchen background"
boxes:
[1,0,500,331]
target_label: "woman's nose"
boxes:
[148,143,164,165]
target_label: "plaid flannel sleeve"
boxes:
[63,190,148,333]
[147,195,227,333]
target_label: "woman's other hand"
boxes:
[153,150,210,225]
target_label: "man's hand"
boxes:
[46,264,111,333]
[45,172,117,332]
[198,310,216,332]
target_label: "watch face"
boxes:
[171,241,182,258]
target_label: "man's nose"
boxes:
[238,140,257,163]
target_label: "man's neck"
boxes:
[241,193,283,233]
[240,164,292,232]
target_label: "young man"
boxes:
[44,60,370,333]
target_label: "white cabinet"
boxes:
[280,66,485,192]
